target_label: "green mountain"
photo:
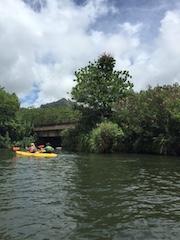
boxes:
[40,98,73,108]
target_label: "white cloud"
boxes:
[0,0,180,107]
[129,10,180,91]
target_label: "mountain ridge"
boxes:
[40,98,73,108]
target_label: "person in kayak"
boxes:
[41,142,54,153]
[26,143,37,153]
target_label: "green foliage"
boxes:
[89,121,125,153]
[61,128,79,151]
[0,116,36,148]
[71,53,134,128]
[0,132,11,148]
[115,83,180,155]
[18,106,80,126]
[0,86,20,122]
[0,85,37,148]
[0,86,23,148]
[76,133,91,152]
[14,135,37,148]
[2,74,180,156]
[1,118,33,140]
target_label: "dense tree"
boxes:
[0,86,20,122]
[115,84,180,155]
[0,86,25,147]
[71,53,134,129]
[18,106,79,126]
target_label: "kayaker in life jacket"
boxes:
[41,142,54,153]
[26,143,37,153]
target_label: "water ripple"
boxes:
[0,152,180,239]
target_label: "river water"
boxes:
[0,149,180,240]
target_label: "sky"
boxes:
[0,0,180,108]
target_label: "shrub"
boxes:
[61,128,79,151]
[77,133,91,152]
[89,121,125,153]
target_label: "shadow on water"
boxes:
[0,150,180,239]
[66,153,180,239]
[0,149,15,161]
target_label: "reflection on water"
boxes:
[0,150,180,239]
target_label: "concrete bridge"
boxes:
[34,122,77,147]
[34,122,77,137]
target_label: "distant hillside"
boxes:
[40,98,73,108]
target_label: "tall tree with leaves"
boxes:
[0,86,20,122]
[0,86,20,147]
[115,83,180,155]
[71,53,134,129]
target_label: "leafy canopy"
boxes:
[0,86,20,122]
[115,83,180,155]
[71,53,134,119]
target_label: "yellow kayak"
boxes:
[16,151,57,158]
